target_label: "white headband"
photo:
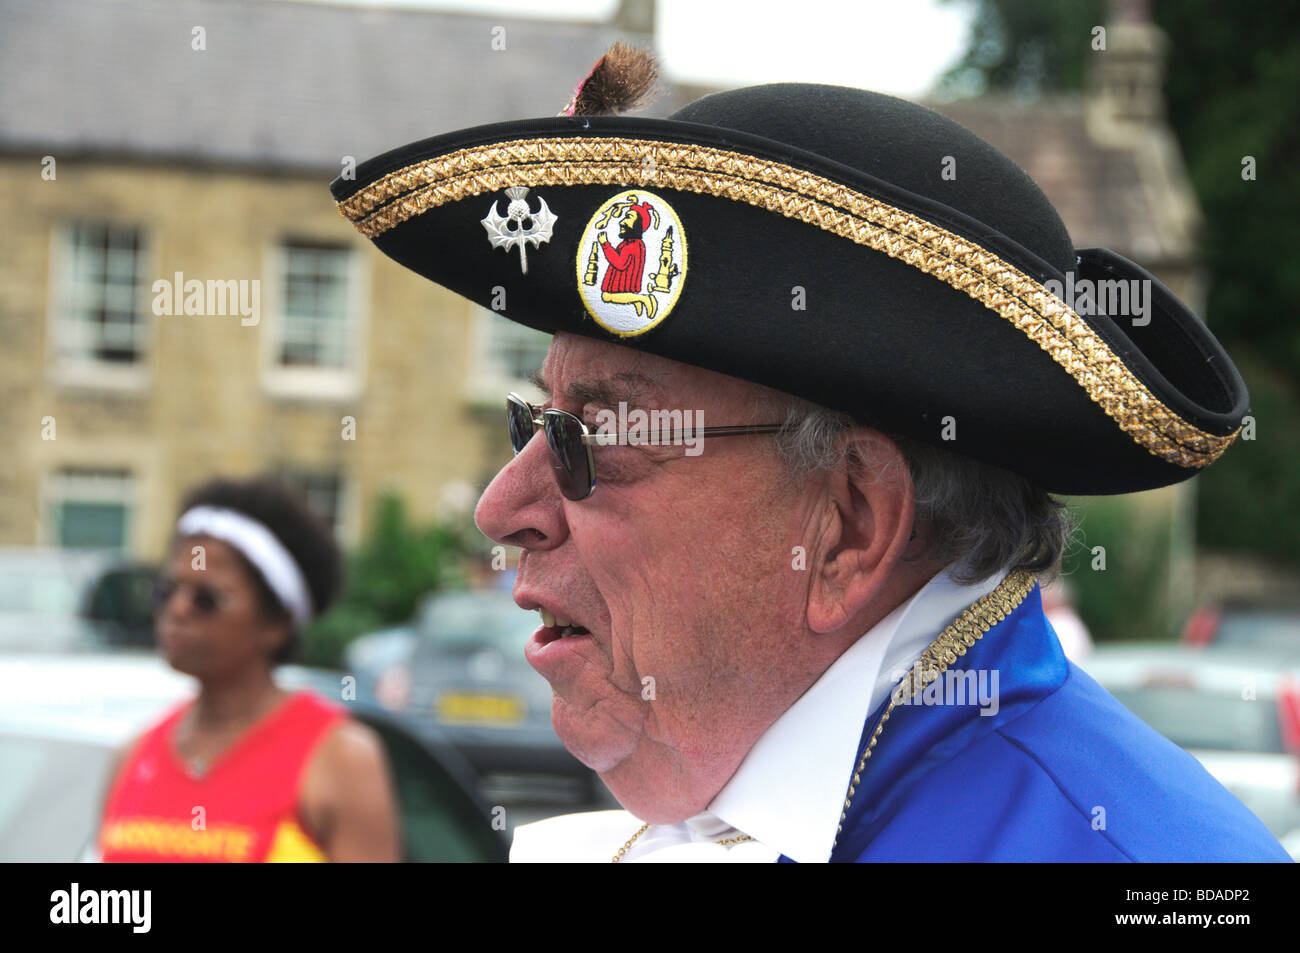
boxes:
[175,506,313,627]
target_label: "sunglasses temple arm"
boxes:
[578,425,783,445]
[697,425,784,438]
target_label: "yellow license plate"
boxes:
[436,692,527,725]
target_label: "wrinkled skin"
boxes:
[476,332,945,823]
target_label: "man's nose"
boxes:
[474,429,569,552]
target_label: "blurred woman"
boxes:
[97,476,402,862]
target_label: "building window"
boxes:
[53,223,148,367]
[470,306,550,403]
[278,242,353,369]
[278,469,347,538]
[263,241,365,400]
[45,468,135,550]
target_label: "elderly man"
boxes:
[332,52,1289,862]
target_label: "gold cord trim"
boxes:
[611,822,752,863]
[336,137,1237,469]
[831,568,1038,855]
[612,823,649,863]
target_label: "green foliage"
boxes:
[938,0,1106,96]
[1159,0,1300,374]
[297,601,387,672]
[1063,496,1174,643]
[1140,2,1300,564]
[298,491,474,668]
[1196,351,1300,563]
[1155,0,1300,389]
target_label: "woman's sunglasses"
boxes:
[507,392,784,501]
[150,577,228,617]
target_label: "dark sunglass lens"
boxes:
[545,411,595,501]
[151,578,221,616]
[150,578,176,611]
[192,586,220,616]
[507,398,535,454]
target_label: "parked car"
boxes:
[1078,644,1300,856]
[0,651,508,862]
[0,547,156,652]
[344,624,418,709]
[366,589,603,804]
[1182,599,1300,658]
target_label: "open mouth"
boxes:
[537,608,591,644]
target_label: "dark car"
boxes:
[368,589,603,805]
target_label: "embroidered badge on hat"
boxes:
[576,189,686,337]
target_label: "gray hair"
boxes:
[759,395,1074,585]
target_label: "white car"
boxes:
[0,547,153,652]
[0,651,508,862]
[1078,644,1300,858]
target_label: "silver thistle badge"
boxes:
[481,186,557,274]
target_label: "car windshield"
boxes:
[416,592,537,656]
[1214,610,1300,657]
[0,563,90,616]
[1108,685,1286,754]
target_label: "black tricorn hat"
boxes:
[330,77,1248,495]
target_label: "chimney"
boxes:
[613,0,656,37]
[1089,0,1169,127]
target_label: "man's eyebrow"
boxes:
[528,369,662,408]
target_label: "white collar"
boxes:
[705,564,1005,862]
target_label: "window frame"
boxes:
[45,221,156,392]
[276,466,359,549]
[38,467,139,553]
[466,305,550,407]
[261,240,369,402]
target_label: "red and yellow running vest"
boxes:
[100,690,347,863]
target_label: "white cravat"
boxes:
[509,564,1006,863]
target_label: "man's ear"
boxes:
[806,429,916,634]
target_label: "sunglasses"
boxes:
[507,392,784,500]
[150,577,229,617]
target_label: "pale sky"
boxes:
[289,0,975,97]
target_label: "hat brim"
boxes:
[331,114,1247,495]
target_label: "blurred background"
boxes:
[1,0,1297,860]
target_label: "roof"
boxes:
[933,96,1189,263]
[1,1,1193,263]
[0,0,688,172]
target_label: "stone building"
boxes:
[0,0,679,556]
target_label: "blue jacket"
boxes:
[813,583,1291,862]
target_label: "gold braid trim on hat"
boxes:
[831,568,1037,856]
[335,137,1237,469]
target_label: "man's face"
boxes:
[618,207,640,239]
[475,333,825,821]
